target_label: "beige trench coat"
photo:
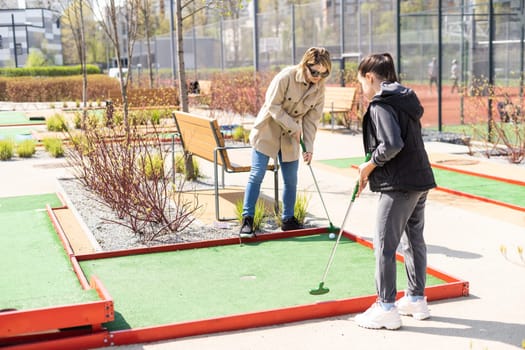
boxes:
[249,65,325,162]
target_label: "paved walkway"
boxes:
[103,130,525,350]
[1,109,524,350]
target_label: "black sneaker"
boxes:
[239,216,255,238]
[281,216,304,231]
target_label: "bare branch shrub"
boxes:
[66,122,202,242]
[462,80,525,164]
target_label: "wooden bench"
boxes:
[172,110,279,221]
[322,86,357,130]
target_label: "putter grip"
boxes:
[351,153,372,201]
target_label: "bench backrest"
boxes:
[324,87,356,110]
[172,110,229,168]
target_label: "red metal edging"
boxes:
[76,227,328,261]
[0,204,115,345]
[350,163,524,212]
[431,162,525,186]
[81,229,467,348]
[435,186,525,212]
[4,225,468,349]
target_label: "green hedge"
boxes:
[0,65,101,77]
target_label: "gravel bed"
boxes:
[57,176,283,252]
[58,177,247,251]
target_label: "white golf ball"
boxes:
[329,233,336,239]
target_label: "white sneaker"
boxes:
[395,295,430,320]
[354,302,402,330]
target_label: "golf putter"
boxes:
[300,138,335,232]
[309,153,371,295]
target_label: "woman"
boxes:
[354,53,436,329]
[239,47,331,238]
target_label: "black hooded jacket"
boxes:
[362,82,436,192]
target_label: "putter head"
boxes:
[309,282,330,295]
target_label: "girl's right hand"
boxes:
[357,160,376,196]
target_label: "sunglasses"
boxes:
[307,65,329,78]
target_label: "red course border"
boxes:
[349,163,525,212]
[75,228,468,349]
[2,218,469,349]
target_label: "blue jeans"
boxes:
[242,149,298,220]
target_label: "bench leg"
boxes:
[214,151,221,221]
[214,150,236,221]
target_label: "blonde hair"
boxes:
[299,47,331,77]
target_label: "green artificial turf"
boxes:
[0,194,100,311]
[80,234,445,331]
[0,111,41,125]
[318,157,362,169]
[432,168,525,207]
[0,125,42,141]
[318,157,525,208]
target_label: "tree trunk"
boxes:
[175,0,195,179]
[80,2,88,122]
[176,0,189,113]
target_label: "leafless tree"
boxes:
[90,0,140,130]
[59,0,89,125]
[175,0,243,179]
[139,0,155,88]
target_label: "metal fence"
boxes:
[131,0,524,97]
[399,2,525,88]
[170,0,524,89]
[143,1,398,75]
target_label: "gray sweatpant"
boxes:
[374,190,429,304]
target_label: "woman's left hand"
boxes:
[303,152,312,164]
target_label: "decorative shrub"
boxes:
[69,134,90,155]
[174,152,200,177]
[16,139,36,158]
[294,191,311,225]
[43,137,64,157]
[0,65,101,77]
[46,113,68,132]
[232,125,249,143]
[66,123,200,241]
[208,71,274,117]
[0,139,14,160]
[139,153,165,180]
[149,109,163,125]
[235,199,266,231]
[73,112,82,129]
[273,191,310,226]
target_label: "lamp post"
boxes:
[11,14,18,68]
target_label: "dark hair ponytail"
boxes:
[358,53,398,83]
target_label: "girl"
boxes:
[354,53,436,329]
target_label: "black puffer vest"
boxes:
[362,82,436,192]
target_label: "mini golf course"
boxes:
[317,157,525,211]
[0,194,113,346]
[0,111,47,144]
[0,193,468,349]
[0,111,46,126]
